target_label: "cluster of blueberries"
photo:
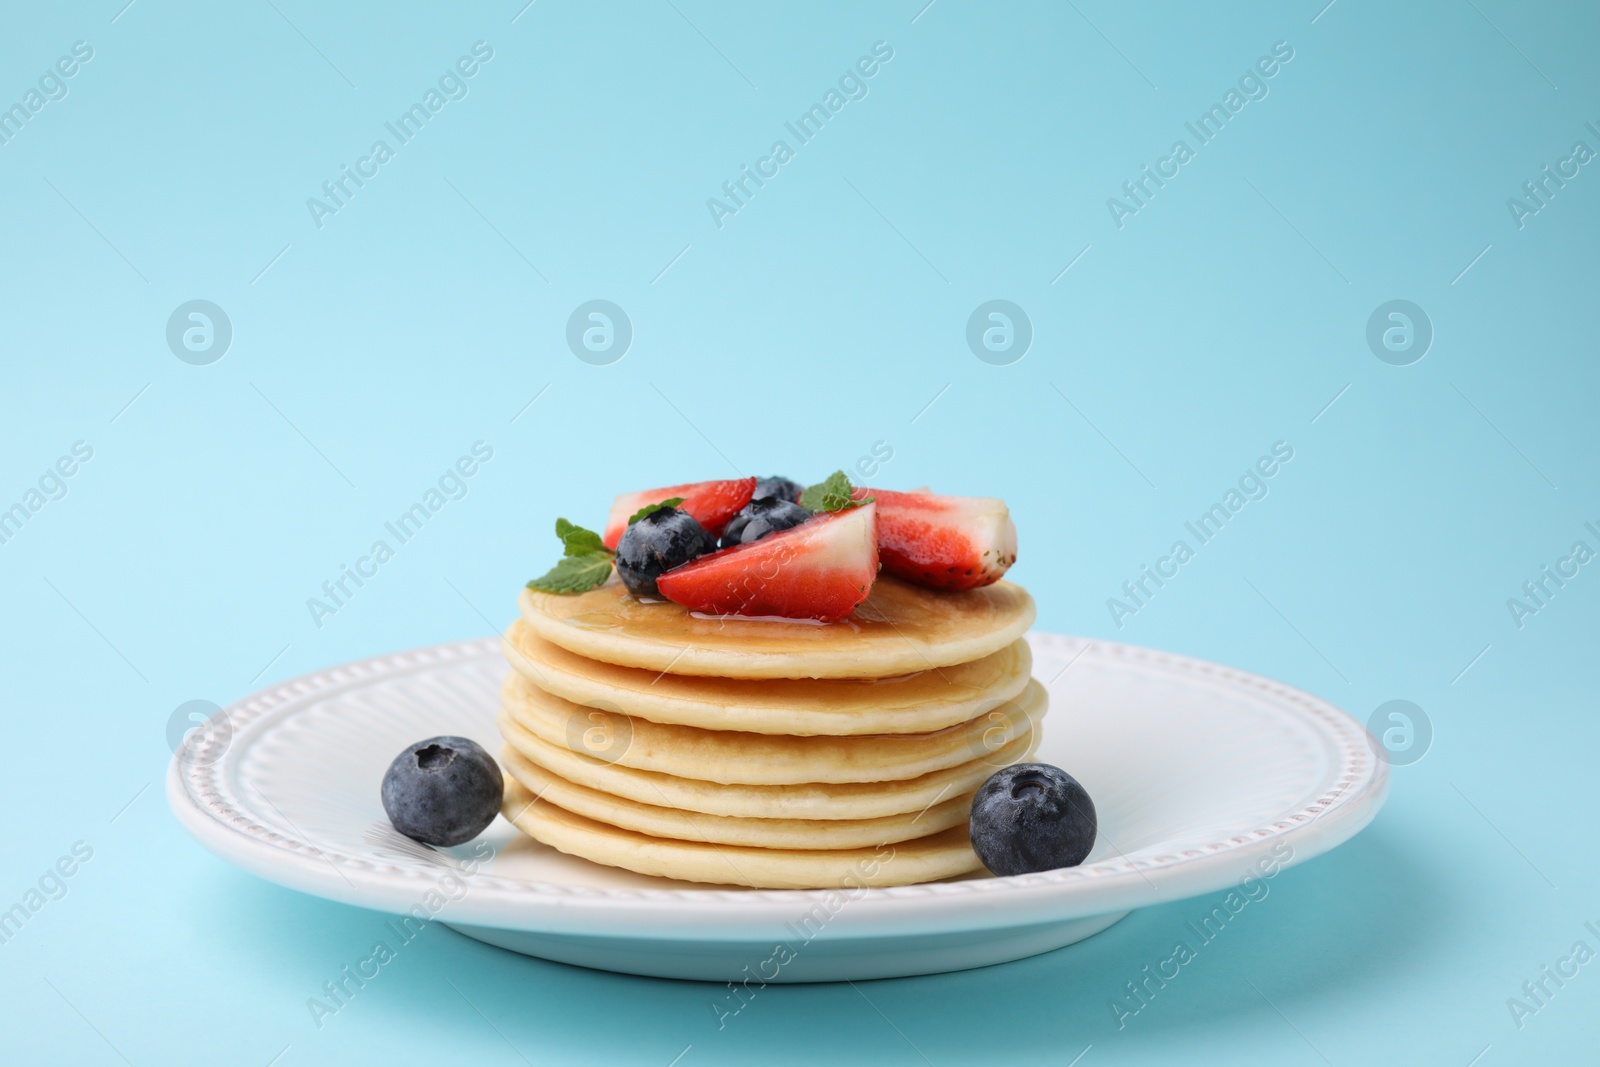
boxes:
[616,475,811,598]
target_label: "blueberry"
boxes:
[968,763,1097,877]
[615,506,716,597]
[381,736,503,847]
[718,497,812,550]
[753,475,804,503]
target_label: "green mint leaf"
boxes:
[800,471,871,512]
[529,518,614,594]
[555,518,609,558]
[799,471,848,510]
[627,497,685,525]
[527,553,614,594]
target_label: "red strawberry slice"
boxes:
[602,478,756,549]
[656,502,879,621]
[869,489,1017,590]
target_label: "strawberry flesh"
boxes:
[602,478,756,549]
[869,488,1017,590]
[656,502,879,621]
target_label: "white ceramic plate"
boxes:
[167,633,1386,982]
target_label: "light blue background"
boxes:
[2,1,1597,1063]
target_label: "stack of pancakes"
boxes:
[497,575,1041,889]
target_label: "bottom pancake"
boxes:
[501,779,984,889]
[499,745,974,850]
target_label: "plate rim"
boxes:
[167,632,1388,927]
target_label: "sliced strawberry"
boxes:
[602,478,756,549]
[656,502,878,621]
[869,489,1017,590]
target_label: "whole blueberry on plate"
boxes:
[969,763,1096,876]
[615,506,717,597]
[718,497,812,549]
[753,475,804,503]
[381,736,503,847]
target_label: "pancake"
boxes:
[502,621,1033,736]
[500,671,1046,785]
[517,574,1035,679]
[499,746,974,849]
[497,711,1039,820]
[501,779,984,888]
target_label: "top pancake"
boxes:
[517,574,1036,680]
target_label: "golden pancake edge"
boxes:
[502,779,985,889]
[502,620,1033,736]
[500,671,1047,784]
[499,745,974,850]
[518,574,1035,680]
[497,709,1040,821]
